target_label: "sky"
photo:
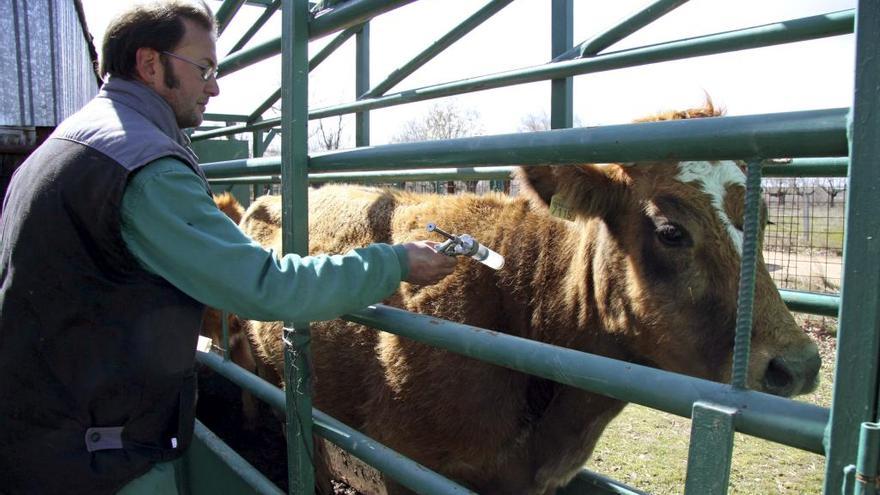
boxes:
[80,0,856,147]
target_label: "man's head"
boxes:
[101,1,220,128]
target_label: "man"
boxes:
[0,1,457,494]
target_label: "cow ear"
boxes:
[515,166,558,206]
[517,164,628,220]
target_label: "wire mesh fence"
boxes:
[762,177,844,333]
[763,177,845,294]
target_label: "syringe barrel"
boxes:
[472,243,505,270]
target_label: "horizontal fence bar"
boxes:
[307,108,848,171]
[308,166,515,182]
[205,166,517,184]
[202,112,250,123]
[779,290,840,318]
[209,175,281,185]
[309,10,854,120]
[196,350,475,495]
[557,469,649,495]
[203,156,284,177]
[212,111,847,173]
[192,118,279,141]
[763,157,849,177]
[202,158,849,182]
[343,304,829,454]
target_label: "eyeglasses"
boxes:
[161,51,218,81]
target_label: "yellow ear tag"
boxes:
[549,194,575,221]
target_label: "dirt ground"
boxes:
[764,249,843,292]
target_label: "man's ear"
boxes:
[134,47,161,85]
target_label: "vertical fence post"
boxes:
[252,130,263,200]
[281,0,314,493]
[825,1,880,492]
[356,23,370,147]
[855,422,880,495]
[551,0,573,130]
[803,190,813,242]
[684,402,737,494]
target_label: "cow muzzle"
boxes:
[761,343,822,397]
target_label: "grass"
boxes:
[585,328,836,494]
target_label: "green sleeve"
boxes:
[120,158,409,322]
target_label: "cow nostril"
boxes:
[763,357,795,396]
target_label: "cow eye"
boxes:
[656,223,687,247]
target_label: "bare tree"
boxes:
[764,178,794,207]
[393,102,483,143]
[818,177,846,207]
[519,111,584,132]
[519,111,551,132]
[309,115,345,152]
[393,102,484,193]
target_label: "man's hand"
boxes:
[400,241,458,285]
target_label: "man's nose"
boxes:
[205,77,220,97]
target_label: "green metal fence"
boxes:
[192,1,879,494]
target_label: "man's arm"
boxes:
[120,158,455,322]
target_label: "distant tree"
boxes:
[309,115,345,152]
[764,178,795,207]
[519,111,551,132]
[818,177,846,207]
[393,102,484,193]
[519,111,583,132]
[393,102,483,143]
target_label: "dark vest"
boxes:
[0,77,211,495]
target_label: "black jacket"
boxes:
[0,77,211,495]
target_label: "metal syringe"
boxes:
[427,223,505,270]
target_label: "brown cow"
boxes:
[225,105,821,494]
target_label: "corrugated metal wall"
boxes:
[0,0,99,127]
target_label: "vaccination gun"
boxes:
[426,223,505,270]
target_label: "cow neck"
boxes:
[495,211,603,351]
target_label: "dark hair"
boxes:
[100,0,215,80]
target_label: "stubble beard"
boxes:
[161,57,202,129]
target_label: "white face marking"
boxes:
[675,161,746,256]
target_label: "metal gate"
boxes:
[193,1,879,493]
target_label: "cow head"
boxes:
[517,105,820,397]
